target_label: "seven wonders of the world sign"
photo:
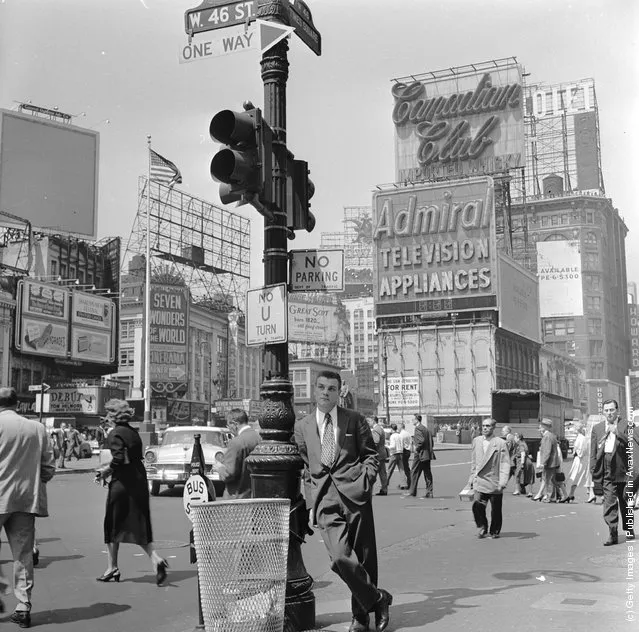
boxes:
[372,177,496,317]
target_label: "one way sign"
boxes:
[179,20,294,64]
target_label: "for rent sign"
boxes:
[373,177,496,318]
[149,284,189,388]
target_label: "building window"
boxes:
[561,214,569,224]
[50,260,58,276]
[551,215,559,225]
[585,232,598,246]
[584,274,601,290]
[543,319,575,337]
[588,319,602,335]
[586,296,601,311]
[583,253,599,270]
[119,349,135,367]
[60,262,67,278]
[589,340,603,356]
[367,310,373,318]
[591,361,604,379]
[586,212,594,223]
[542,216,550,227]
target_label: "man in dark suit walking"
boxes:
[590,399,636,545]
[403,414,435,498]
[216,408,260,499]
[369,417,389,496]
[294,370,393,632]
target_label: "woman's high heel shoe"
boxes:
[96,568,121,582]
[559,496,574,503]
[531,496,542,502]
[156,559,169,586]
[586,497,596,504]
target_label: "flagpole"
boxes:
[144,136,152,428]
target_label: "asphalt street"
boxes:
[0,445,635,631]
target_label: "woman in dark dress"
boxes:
[95,399,168,585]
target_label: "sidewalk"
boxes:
[434,442,471,451]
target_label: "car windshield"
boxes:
[161,430,227,447]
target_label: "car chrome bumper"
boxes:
[145,469,220,482]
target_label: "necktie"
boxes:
[321,413,335,467]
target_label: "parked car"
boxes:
[143,426,233,496]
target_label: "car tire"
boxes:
[167,483,175,490]
[213,481,225,498]
[149,481,161,496]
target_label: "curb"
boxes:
[55,467,96,475]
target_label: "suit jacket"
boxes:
[468,435,510,494]
[413,422,434,461]
[294,407,378,521]
[590,418,633,484]
[539,431,561,469]
[219,427,260,499]
[0,409,56,516]
[371,423,388,462]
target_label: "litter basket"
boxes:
[191,498,290,632]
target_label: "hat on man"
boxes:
[540,418,553,428]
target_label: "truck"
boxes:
[492,389,572,459]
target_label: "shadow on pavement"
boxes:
[495,531,539,540]
[36,553,84,569]
[315,583,537,630]
[16,603,131,625]
[493,569,601,583]
[124,569,197,585]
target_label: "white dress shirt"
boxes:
[316,406,338,446]
[389,432,403,456]
[604,423,617,454]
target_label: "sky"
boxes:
[0,0,637,288]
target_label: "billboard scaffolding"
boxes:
[123,177,250,312]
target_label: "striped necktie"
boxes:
[321,413,335,467]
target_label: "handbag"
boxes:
[554,472,566,482]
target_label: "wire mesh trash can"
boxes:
[191,498,290,632]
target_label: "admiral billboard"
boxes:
[373,177,496,318]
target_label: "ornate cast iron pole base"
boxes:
[247,378,315,631]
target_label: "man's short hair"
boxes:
[316,370,341,388]
[502,425,512,434]
[602,399,618,410]
[391,424,397,431]
[227,408,248,426]
[0,387,18,408]
[481,418,496,427]
[415,414,422,422]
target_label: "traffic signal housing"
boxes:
[209,107,272,207]
[287,155,316,234]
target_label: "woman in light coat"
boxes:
[562,422,592,503]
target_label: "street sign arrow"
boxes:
[258,20,294,54]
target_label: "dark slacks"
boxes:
[472,492,503,535]
[316,481,379,617]
[408,459,433,496]
[376,459,388,493]
[602,455,631,532]
[386,453,406,487]
[402,449,412,488]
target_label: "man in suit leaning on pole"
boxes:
[294,370,393,632]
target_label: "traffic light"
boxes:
[209,106,272,207]
[286,155,316,234]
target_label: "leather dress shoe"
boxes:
[375,490,388,496]
[603,529,618,546]
[477,527,487,539]
[374,588,393,632]
[349,614,369,632]
[10,611,31,628]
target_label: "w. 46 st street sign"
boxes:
[184,0,321,55]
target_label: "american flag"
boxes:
[150,149,182,188]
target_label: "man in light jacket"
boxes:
[468,418,510,539]
[0,387,56,627]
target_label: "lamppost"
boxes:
[380,333,398,426]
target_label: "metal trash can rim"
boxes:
[192,498,290,508]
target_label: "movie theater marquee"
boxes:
[373,177,496,318]
[392,61,524,183]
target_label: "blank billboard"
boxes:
[537,240,583,318]
[0,109,99,237]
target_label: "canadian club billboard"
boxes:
[373,177,496,318]
[391,60,524,183]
